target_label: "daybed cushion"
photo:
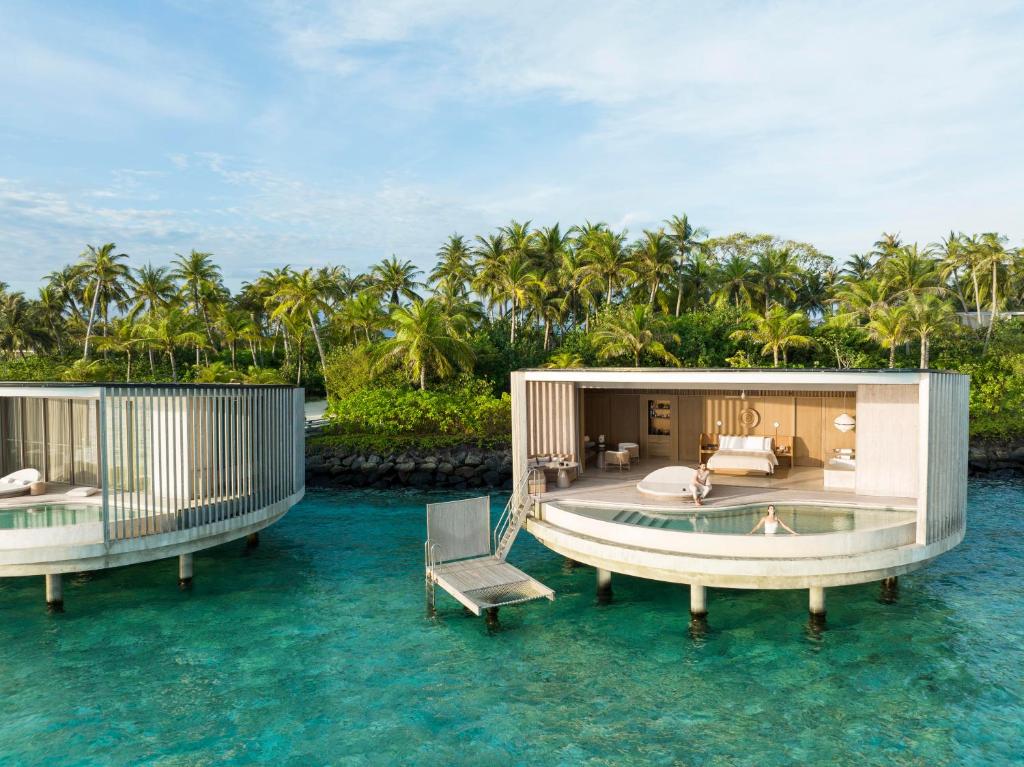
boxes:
[66,486,99,497]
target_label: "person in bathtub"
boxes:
[749,504,798,535]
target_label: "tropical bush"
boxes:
[326,377,510,442]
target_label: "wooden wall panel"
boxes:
[677,396,703,461]
[855,384,918,498]
[794,398,823,466]
[609,395,641,447]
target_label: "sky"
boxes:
[1,0,1022,293]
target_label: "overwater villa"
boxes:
[0,383,305,609]
[427,368,968,623]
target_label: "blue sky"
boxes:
[1,0,1022,292]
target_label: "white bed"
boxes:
[707,435,779,475]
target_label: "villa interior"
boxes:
[525,387,876,505]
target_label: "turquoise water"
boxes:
[0,503,102,529]
[568,503,916,535]
[0,480,1022,766]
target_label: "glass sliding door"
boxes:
[1,398,23,474]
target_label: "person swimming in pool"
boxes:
[749,504,798,535]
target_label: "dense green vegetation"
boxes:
[1,220,1023,440]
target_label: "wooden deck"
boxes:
[538,459,916,510]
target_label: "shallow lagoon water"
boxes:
[0,479,1022,766]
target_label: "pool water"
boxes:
[0,503,102,530]
[567,503,915,535]
[0,479,1022,765]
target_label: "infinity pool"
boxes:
[558,502,915,535]
[0,480,1021,765]
[0,503,102,530]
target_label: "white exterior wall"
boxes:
[855,384,919,498]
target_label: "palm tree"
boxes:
[471,233,508,318]
[712,255,758,309]
[76,243,129,359]
[171,250,222,361]
[936,232,982,321]
[141,308,205,382]
[270,268,333,372]
[216,308,254,370]
[664,213,708,316]
[730,305,813,367]
[905,295,955,369]
[882,244,942,298]
[977,232,1014,336]
[430,234,474,297]
[36,285,68,355]
[337,291,388,343]
[97,319,146,381]
[0,292,51,358]
[488,253,543,343]
[375,299,475,390]
[127,264,177,320]
[752,248,800,313]
[543,351,585,368]
[578,229,634,307]
[866,305,909,368]
[840,253,876,282]
[632,229,677,307]
[833,278,894,323]
[590,304,680,367]
[372,255,422,306]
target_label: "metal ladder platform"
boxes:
[425,474,553,616]
[428,556,553,615]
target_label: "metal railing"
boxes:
[493,468,544,561]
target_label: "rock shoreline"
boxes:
[968,438,1024,477]
[305,443,514,491]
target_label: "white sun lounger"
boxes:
[0,469,41,498]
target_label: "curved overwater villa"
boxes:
[0,383,305,610]
[426,368,968,625]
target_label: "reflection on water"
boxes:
[0,481,1019,766]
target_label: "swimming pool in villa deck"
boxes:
[0,503,102,530]
[557,502,916,536]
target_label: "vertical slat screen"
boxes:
[924,373,969,544]
[526,381,578,460]
[100,386,303,542]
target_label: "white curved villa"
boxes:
[0,383,305,609]
[511,368,968,619]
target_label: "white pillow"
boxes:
[720,436,735,449]
[763,437,773,451]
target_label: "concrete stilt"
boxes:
[178,553,194,590]
[45,573,63,612]
[485,607,500,629]
[596,568,613,604]
[246,532,260,548]
[809,586,826,617]
[690,583,707,617]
